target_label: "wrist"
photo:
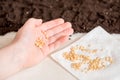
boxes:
[9,41,27,70]
[0,42,25,79]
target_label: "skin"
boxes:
[0,18,73,79]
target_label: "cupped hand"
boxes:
[13,18,73,69]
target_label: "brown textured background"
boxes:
[0,0,120,35]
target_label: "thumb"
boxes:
[23,18,43,28]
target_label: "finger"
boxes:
[23,18,42,28]
[35,19,43,27]
[49,36,69,52]
[48,28,73,44]
[40,18,64,31]
[46,22,72,38]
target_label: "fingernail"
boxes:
[57,18,64,23]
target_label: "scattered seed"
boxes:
[63,45,113,73]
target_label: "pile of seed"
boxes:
[35,31,48,48]
[35,37,45,48]
[63,45,113,73]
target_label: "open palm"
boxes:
[14,18,73,68]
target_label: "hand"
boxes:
[13,18,73,69]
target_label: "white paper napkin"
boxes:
[51,26,120,80]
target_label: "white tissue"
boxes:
[51,26,120,80]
